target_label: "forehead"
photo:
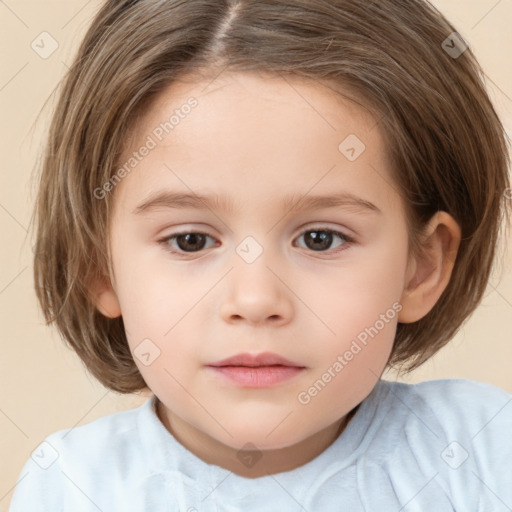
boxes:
[113,71,399,217]
[131,71,379,143]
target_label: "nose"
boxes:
[220,254,294,327]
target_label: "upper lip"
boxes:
[207,352,305,368]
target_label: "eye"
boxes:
[159,232,217,254]
[294,228,354,253]
[158,227,354,257]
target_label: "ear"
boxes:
[398,211,461,323]
[89,273,122,319]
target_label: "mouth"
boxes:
[206,352,306,388]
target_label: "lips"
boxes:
[207,351,304,368]
[206,352,306,388]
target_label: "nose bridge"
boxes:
[220,233,293,325]
[232,233,281,290]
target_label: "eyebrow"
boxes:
[132,190,381,215]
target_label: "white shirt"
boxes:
[10,379,512,511]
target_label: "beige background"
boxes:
[1,0,511,509]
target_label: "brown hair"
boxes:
[30,0,511,393]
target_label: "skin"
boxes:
[93,71,461,478]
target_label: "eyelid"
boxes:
[293,227,355,254]
[157,224,356,257]
[158,230,218,255]
[294,223,356,240]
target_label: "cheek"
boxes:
[296,305,398,424]
[110,254,210,384]
[299,249,406,344]
[111,241,201,335]
[320,297,398,383]
[297,237,406,384]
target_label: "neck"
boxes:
[156,399,359,478]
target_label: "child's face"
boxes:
[102,71,415,463]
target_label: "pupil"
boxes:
[305,230,332,250]
[177,233,206,252]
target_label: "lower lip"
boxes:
[207,365,304,387]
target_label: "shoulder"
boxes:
[376,378,512,451]
[10,397,152,511]
[384,377,512,433]
[367,379,512,507]
[384,376,511,409]
[46,398,145,468]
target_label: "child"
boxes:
[11,0,512,510]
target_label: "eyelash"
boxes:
[157,227,355,258]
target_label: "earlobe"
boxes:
[398,212,461,324]
[89,275,122,319]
